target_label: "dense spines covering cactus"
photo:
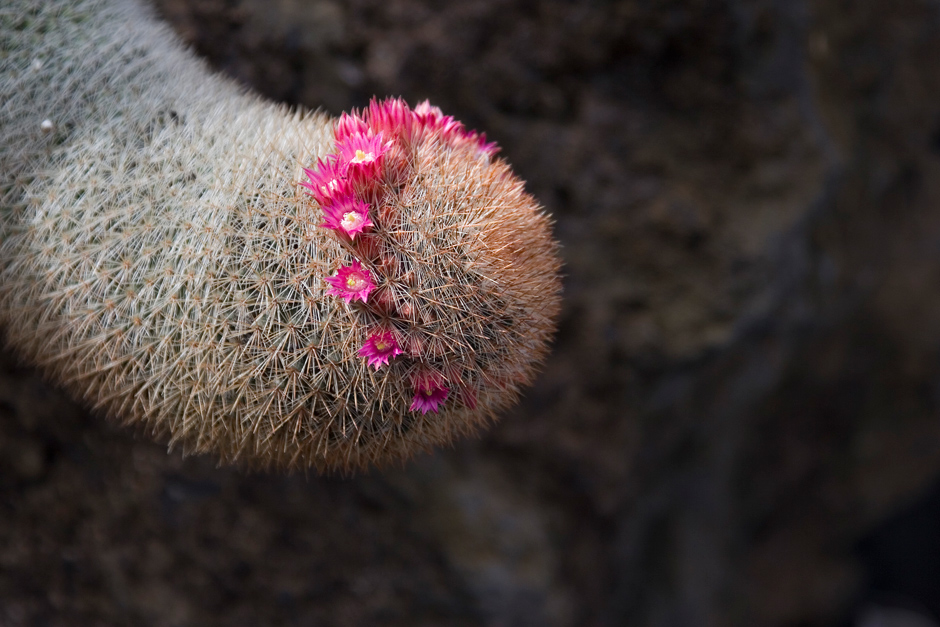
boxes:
[0,0,562,472]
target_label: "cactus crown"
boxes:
[307,99,551,413]
[0,0,561,473]
[289,97,561,470]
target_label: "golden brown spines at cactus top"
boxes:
[0,0,562,473]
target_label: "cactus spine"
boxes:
[0,0,561,472]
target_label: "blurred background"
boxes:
[4,0,940,624]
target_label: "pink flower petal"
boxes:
[300,156,350,205]
[334,111,369,142]
[364,98,414,144]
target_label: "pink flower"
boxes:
[413,100,499,157]
[334,111,369,142]
[300,156,349,205]
[413,100,461,136]
[335,132,390,178]
[321,195,373,239]
[324,261,375,303]
[410,383,449,414]
[358,331,404,370]
[365,98,414,143]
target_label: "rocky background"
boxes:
[4,0,940,625]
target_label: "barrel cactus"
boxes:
[0,0,561,472]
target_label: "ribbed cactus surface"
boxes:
[0,0,561,472]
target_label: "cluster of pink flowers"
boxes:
[304,98,495,414]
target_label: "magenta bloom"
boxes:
[301,157,349,205]
[410,383,449,414]
[321,196,373,239]
[365,98,414,143]
[335,132,390,177]
[413,100,461,136]
[413,100,499,157]
[324,261,375,303]
[358,331,404,370]
[334,111,369,142]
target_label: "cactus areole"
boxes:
[0,0,562,473]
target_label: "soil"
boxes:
[4,0,940,625]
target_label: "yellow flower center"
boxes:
[346,276,362,289]
[352,149,373,164]
[341,211,363,230]
[374,340,388,351]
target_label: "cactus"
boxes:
[0,0,562,472]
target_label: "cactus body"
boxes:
[0,0,561,472]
